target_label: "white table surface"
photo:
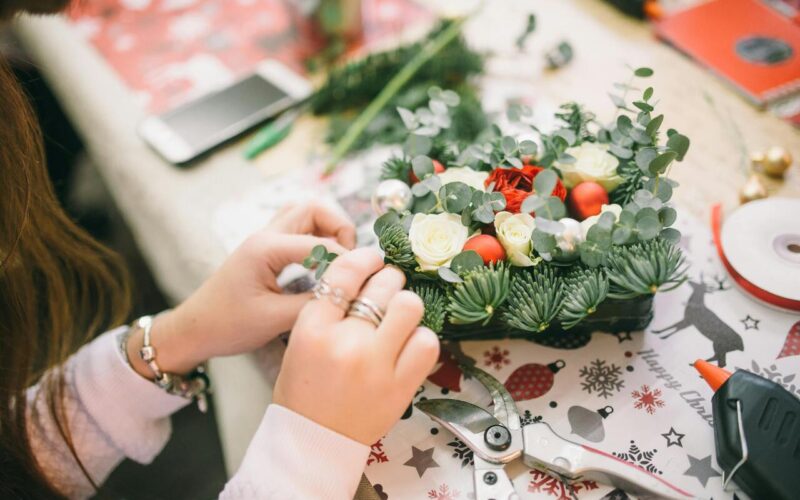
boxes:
[14,0,800,478]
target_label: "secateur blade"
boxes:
[461,364,521,430]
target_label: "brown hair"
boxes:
[0,51,131,497]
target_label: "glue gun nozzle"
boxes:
[694,359,732,392]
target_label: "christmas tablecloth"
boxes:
[214,157,799,500]
[360,213,800,500]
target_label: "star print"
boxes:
[683,454,720,487]
[613,331,633,343]
[404,446,439,477]
[661,427,685,448]
[741,315,760,330]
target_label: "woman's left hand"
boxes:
[127,202,356,377]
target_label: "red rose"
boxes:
[485,165,567,213]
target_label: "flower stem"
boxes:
[324,18,467,174]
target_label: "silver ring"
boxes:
[312,278,351,310]
[352,296,385,322]
[347,301,382,328]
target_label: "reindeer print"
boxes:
[651,274,743,367]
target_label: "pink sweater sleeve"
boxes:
[27,328,369,500]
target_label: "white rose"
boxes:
[437,167,489,192]
[557,142,624,192]
[409,213,469,271]
[580,204,623,239]
[494,211,537,267]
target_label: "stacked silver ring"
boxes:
[312,278,351,310]
[347,297,385,328]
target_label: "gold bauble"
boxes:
[763,146,793,178]
[739,174,768,204]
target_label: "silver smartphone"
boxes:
[139,60,313,165]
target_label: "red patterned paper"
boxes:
[67,0,430,112]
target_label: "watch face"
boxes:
[736,36,794,65]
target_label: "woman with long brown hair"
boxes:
[1,1,439,498]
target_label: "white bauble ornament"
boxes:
[371,180,412,215]
[554,217,583,261]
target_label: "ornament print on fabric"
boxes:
[567,405,614,442]
[504,360,565,401]
[612,440,663,475]
[579,359,624,398]
[740,315,760,331]
[631,385,665,414]
[661,427,685,448]
[401,386,426,420]
[650,277,743,367]
[484,346,511,370]
[404,447,439,477]
[373,483,389,500]
[601,489,632,499]
[527,469,598,500]
[777,321,800,359]
[427,343,477,392]
[427,484,461,499]
[367,439,389,466]
[683,454,721,487]
[447,438,474,468]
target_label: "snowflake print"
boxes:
[447,437,474,467]
[427,483,461,499]
[521,409,543,426]
[484,346,511,370]
[528,469,598,500]
[366,439,389,466]
[613,440,663,475]
[579,359,624,398]
[631,385,665,414]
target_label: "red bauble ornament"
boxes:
[504,360,565,401]
[777,320,800,359]
[568,181,609,220]
[463,235,506,265]
[410,159,445,184]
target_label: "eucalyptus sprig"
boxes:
[303,245,339,279]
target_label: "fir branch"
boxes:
[606,238,687,298]
[410,282,447,333]
[557,267,609,329]
[380,156,412,181]
[378,224,417,270]
[325,18,468,173]
[447,263,510,325]
[610,160,643,205]
[502,266,563,333]
[555,102,596,143]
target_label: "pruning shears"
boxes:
[415,365,694,500]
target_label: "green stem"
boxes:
[324,18,467,174]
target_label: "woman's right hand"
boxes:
[272,248,440,446]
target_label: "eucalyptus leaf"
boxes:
[667,133,690,161]
[374,212,400,237]
[635,148,658,173]
[586,224,612,248]
[439,181,472,213]
[440,90,460,106]
[534,169,558,196]
[536,216,566,233]
[557,153,576,164]
[532,229,557,253]
[597,211,617,230]
[555,128,577,146]
[633,101,654,112]
[648,151,678,176]
[412,155,434,180]
[546,196,567,220]
[629,127,651,145]
[404,134,432,157]
[397,107,417,129]
[521,194,546,214]
[438,266,464,283]
[643,87,654,101]
[488,192,507,211]
[618,210,635,226]
[645,114,664,136]
[451,251,484,274]
[519,140,538,155]
[412,192,437,213]
[609,94,628,109]
[660,227,681,243]
[616,115,633,134]
[636,215,661,240]
[311,244,327,260]
[461,208,472,227]
[411,182,430,197]
[609,143,633,159]
[473,204,495,224]
[507,156,523,169]
[502,136,518,155]
[645,177,673,202]
[659,206,677,226]
[612,226,632,245]
[634,67,654,77]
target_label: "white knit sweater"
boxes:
[26,327,369,499]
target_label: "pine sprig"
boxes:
[609,160,643,206]
[378,224,417,270]
[502,267,563,333]
[557,267,609,329]
[410,282,447,333]
[380,156,412,181]
[447,263,510,325]
[606,238,687,298]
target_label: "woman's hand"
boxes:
[272,248,440,445]
[127,202,357,377]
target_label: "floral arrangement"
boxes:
[317,68,689,340]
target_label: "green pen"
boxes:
[243,106,303,160]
